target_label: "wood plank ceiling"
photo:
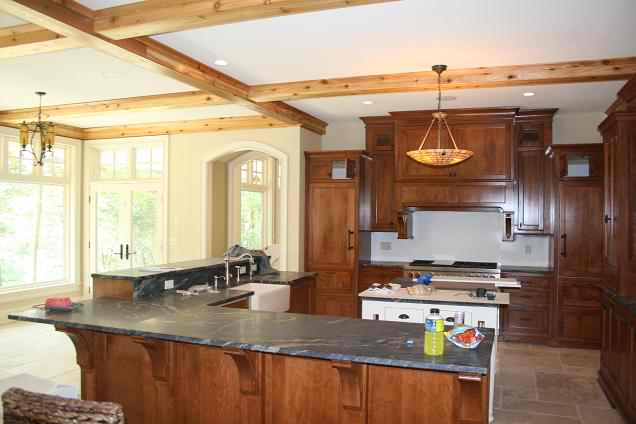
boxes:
[0,0,634,140]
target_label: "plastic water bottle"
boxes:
[424,308,445,356]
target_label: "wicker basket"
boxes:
[2,387,124,424]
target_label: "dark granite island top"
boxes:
[91,258,243,281]
[9,295,494,375]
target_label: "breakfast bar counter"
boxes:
[9,293,494,424]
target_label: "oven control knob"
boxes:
[415,272,421,278]
[408,272,414,278]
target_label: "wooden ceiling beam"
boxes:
[92,0,400,40]
[81,115,292,140]
[249,57,636,102]
[0,91,230,123]
[0,23,81,59]
[0,121,84,139]
[0,0,327,135]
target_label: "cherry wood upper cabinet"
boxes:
[515,109,557,235]
[306,183,357,270]
[369,152,396,231]
[392,108,516,182]
[557,181,604,278]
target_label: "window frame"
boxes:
[0,127,80,294]
[228,152,278,250]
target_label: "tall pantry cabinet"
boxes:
[305,151,371,317]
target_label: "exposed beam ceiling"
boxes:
[0,90,230,123]
[249,57,636,102]
[0,23,80,58]
[0,0,327,135]
[92,0,400,40]
[81,115,291,140]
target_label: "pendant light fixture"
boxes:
[406,65,473,166]
[19,91,55,166]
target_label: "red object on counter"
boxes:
[45,297,73,309]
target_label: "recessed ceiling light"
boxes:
[523,92,536,97]
[362,100,374,105]
[214,59,229,66]
[100,72,123,79]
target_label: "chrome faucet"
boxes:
[224,253,255,283]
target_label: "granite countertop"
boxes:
[91,258,233,281]
[245,271,316,287]
[359,260,411,268]
[9,296,494,375]
[359,288,510,306]
[359,261,554,275]
[500,265,554,275]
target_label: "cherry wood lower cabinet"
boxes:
[499,273,553,344]
[288,277,315,314]
[599,293,636,423]
[358,265,403,293]
[58,328,490,424]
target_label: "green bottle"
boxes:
[424,308,445,356]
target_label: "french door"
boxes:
[90,183,164,273]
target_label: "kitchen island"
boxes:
[9,291,494,424]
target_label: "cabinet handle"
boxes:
[398,314,410,319]
[520,318,532,321]
[560,234,567,257]
[347,230,354,251]
[519,295,532,299]
[604,215,612,224]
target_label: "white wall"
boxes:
[322,120,365,150]
[370,211,551,266]
[553,112,604,144]
[167,126,321,271]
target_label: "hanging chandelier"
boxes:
[406,65,473,167]
[19,91,55,166]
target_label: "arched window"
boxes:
[228,152,279,251]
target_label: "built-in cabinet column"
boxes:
[550,144,604,348]
[305,151,370,317]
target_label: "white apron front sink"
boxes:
[231,283,290,312]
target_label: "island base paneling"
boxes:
[58,327,491,424]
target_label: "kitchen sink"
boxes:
[230,283,290,312]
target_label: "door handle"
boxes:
[560,234,567,257]
[604,214,612,224]
[347,230,354,251]
[113,244,123,259]
[125,244,136,260]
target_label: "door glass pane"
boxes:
[131,190,160,268]
[240,190,263,249]
[95,191,125,273]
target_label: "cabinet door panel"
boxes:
[558,307,601,343]
[307,184,356,269]
[558,181,604,278]
[314,294,356,317]
[370,152,395,231]
[368,125,395,151]
[559,279,602,308]
[504,308,550,336]
[454,122,512,180]
[396,126,455,180]
[517,149,546,232]
[603,136,618,272]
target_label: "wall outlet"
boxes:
[525,245,532,255]
[380,241,392,251]
[164,279,174,290]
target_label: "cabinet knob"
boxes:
[398,314,410,320]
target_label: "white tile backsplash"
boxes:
[370,211,551,266]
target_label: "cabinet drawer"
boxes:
[315,271,354,293]
[510,290,550,307]
[502,274,551,291]
[385,307,425,323]
[504,308,550,335]
[314,294,356,317]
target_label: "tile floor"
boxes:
[0,321,629,423]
